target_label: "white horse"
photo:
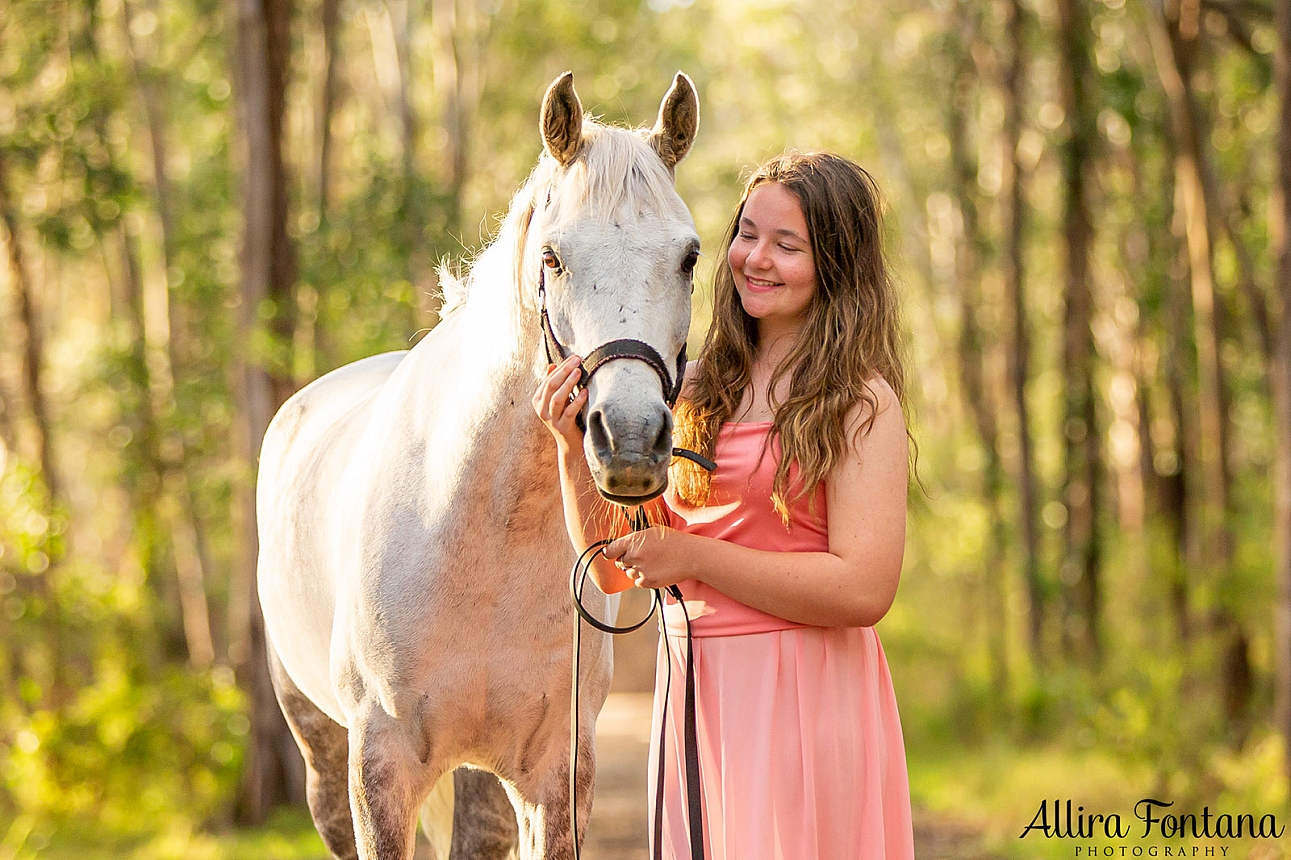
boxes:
[256,71,700,860]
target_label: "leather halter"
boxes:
[544,258,711,860]
[538,265,688,419]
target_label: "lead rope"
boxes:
[569,504,707,860]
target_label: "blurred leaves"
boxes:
[0,0,1288,848]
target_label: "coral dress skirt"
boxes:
[651,421,914,860]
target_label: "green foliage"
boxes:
[0,0,1288,852]
[0,455,244,835]
[2,664,245,826]
[6,807,327,860]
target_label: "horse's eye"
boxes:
[542,249,562,271]
[681,250,699,277]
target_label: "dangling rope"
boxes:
[569,504,705,860]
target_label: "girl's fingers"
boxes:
[549,366,583,424]
[555,364,581,399]
[533,356,583,425]
[544,357,581,398]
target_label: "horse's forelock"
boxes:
[545,122,681,227]
[451,120,683,319]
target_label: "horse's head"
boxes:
[527,71,700,505]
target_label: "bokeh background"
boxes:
[1,0,1290,857]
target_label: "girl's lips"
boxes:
[743,275,782,292]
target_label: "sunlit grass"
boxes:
[9,739,1289,860]
[907,733,1290,860]
[9,809,327,860]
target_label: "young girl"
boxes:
[534,151,915,860]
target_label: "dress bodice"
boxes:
[662,421,829,637]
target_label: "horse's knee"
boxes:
[269,645,358,859]
[349,716,436,860]
[502,742,593,860]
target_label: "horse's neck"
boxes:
[384,228,565,514]
[401,294,560,515]
[467,341,567,538]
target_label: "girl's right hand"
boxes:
[531,354,588,453]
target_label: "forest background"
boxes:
[2,0,1290,857]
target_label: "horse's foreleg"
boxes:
[450,767,518,859]
[268,645,359,860]
[349,706,437,860]
[508,731,595,860]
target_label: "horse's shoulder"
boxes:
[297,351,408,404]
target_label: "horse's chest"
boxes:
[352,523,573,673]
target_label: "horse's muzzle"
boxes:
[584,404,673,504]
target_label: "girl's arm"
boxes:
[607,378,908,627]
[533,355,634,594]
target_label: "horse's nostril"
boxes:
[652,417,672,458]
[587,409,612,457]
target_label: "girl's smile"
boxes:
[728,182,818,336]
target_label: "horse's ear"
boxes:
[541,71,584,167]
[649,72,699,172]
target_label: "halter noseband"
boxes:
[538,265,688,420]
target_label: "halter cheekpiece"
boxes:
[538,264,688,418]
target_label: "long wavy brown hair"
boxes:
[672,151,915,522]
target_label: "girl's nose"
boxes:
[746,240,771,269]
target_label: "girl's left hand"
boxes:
[603,526,692,590]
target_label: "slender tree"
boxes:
[1273,0,1291,790]
[0,150,58,504]
[121,0,218,667]
[317,0,342,220]
[1056,0,1103,661]
[1149,0,1252,730]
[1000,0,1045,664]
[0,146,65,711]
[233,0,305,823]
[947,1,1009,699]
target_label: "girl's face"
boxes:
[727,182,818,337]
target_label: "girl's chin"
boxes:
[739,300,780,321]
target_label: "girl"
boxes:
[534,151,915,860]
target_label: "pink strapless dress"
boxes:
[649,421,914,860]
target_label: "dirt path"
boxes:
[581,693,997,860]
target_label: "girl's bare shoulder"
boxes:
[680,358,701,400]
[849,374,901,424]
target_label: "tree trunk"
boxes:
[1164,189,1198,643]
[317,0,341,221]
[947,9,1009,701]
[233,0,306,823]
[0,150,58,503]
[0,374,16,455]
[120,0,219,667]
[1273,0,1291,791]
[424,0,491,326]
[1056,0,1102,662]
[1000,0,1045,666]
[429,0,464,237]
[0,148,65,711]
[1150,0,1251,732]
[1126,135,1193,646]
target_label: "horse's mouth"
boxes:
[595,484,667,507]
